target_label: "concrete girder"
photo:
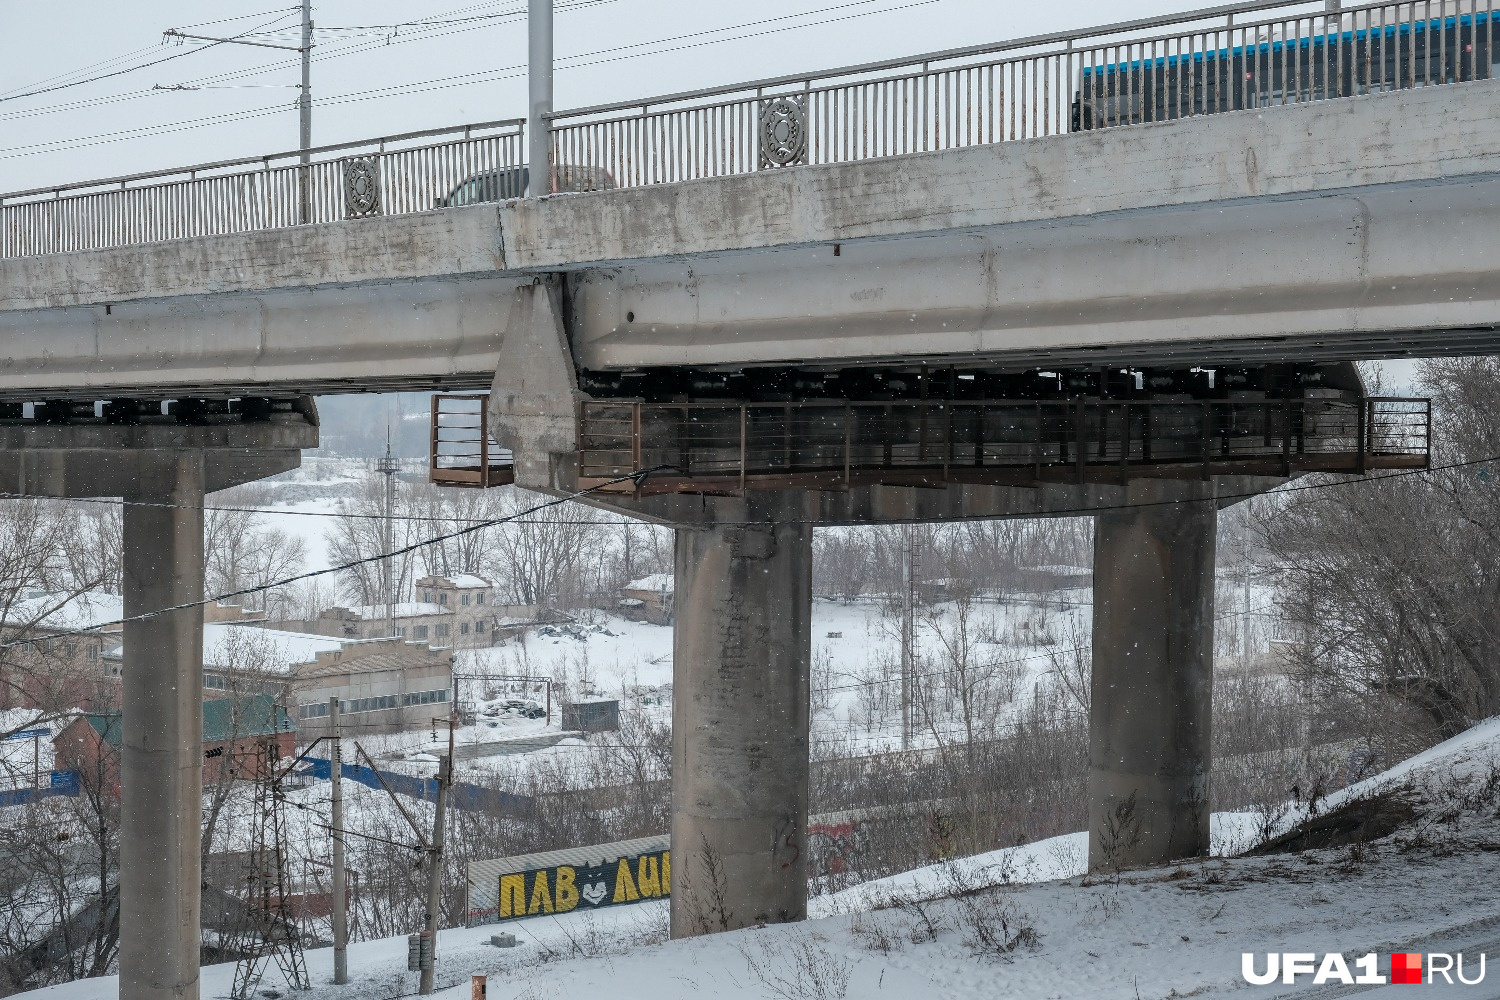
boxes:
[7,80,1500,393]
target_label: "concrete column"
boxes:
[119,452,205,1000]
[670,518,812,938]
[1088,481,1216,872]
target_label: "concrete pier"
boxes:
[0,407,317,1000]
[670,517,812,938]
[1088,481,1217,872]
[119,453,206,1000]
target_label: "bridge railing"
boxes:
[578,397,1431,494]
[546,0,1496,187]
[0,119,523,258]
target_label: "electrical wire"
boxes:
[0,0,941,159]
[0,450,1486,526]
[0,10,303,104]
[0,467,663,651]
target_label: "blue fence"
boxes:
[0,770,81,807]
[299,758,529,813]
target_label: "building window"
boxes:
[439,593,448,606]
[394,626,407,638]
[85,646,98,660]
[423,591,432,602]
[435,625,450,638]
[460,623,470,635]
[476,592,486,605]
[414,625,429,639]
[204,673,226,690]
[475,620,486,633]
[460,594,470,607]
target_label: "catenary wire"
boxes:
[0,0,940,158]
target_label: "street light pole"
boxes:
[527,0,553,197]
[299,0,313,223]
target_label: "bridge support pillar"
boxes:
[0,404,317,1000]
[670,512,812,938]
[1088,481,1216,872]
[119,452,206,1000]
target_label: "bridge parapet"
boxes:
[551,0,1494,186]
[0,119,521,259]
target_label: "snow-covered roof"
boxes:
[0,590,124,631]
[101,623,348,675]
[623,574,674,594]
[1022,564,1092,576]
[345,603,450,620]
[431,574,491,589]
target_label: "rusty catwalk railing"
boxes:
[578,398,1430,494]
[429,394,514,489]
[3,1,1495,257]
[0,120,522,258]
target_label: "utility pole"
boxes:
[419,716,455,996]
[1241,528,1253,667]
[161,6,314,217]
[527,0,553,197]
[329,697,347,985]
[377,430,399,637]
[900,525,914,751]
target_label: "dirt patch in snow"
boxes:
[1250,789,1417,855]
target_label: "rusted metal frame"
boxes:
[739,405,748,494]
[1357,397,1369,474]
[1280,398,1293,476]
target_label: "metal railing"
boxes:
[578,397,1430,494]
[0,120,523,258]
[429,394,514,489]
[4,2,1495,256]
[547,0,1497,187]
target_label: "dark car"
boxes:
[438,164,616,207]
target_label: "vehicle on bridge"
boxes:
[1072,8,1500,130]
[438,164,615,206]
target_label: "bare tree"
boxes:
[1259,356,1500,740]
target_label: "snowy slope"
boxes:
[25,717,1500,1000]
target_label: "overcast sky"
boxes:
[0,0,1224,192]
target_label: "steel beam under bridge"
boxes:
[8,79,1500,396]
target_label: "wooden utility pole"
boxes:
[330,697,348,985]
[419,716,455,995]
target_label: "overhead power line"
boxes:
[0,10,302,104]
[0,450,1484,525]
[0,467,665,652]
[0,0,936,159]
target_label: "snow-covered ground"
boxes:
[24,718,1500,1000]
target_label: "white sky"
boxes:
[0,0,1212,193]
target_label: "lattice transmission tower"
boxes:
[230,742,310,1000]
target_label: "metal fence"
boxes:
[578,397,1430,494]
[547,0,1497,187]
[0,120,523,258]
[5,1,1496,256]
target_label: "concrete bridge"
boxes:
[0,0,1482,995]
